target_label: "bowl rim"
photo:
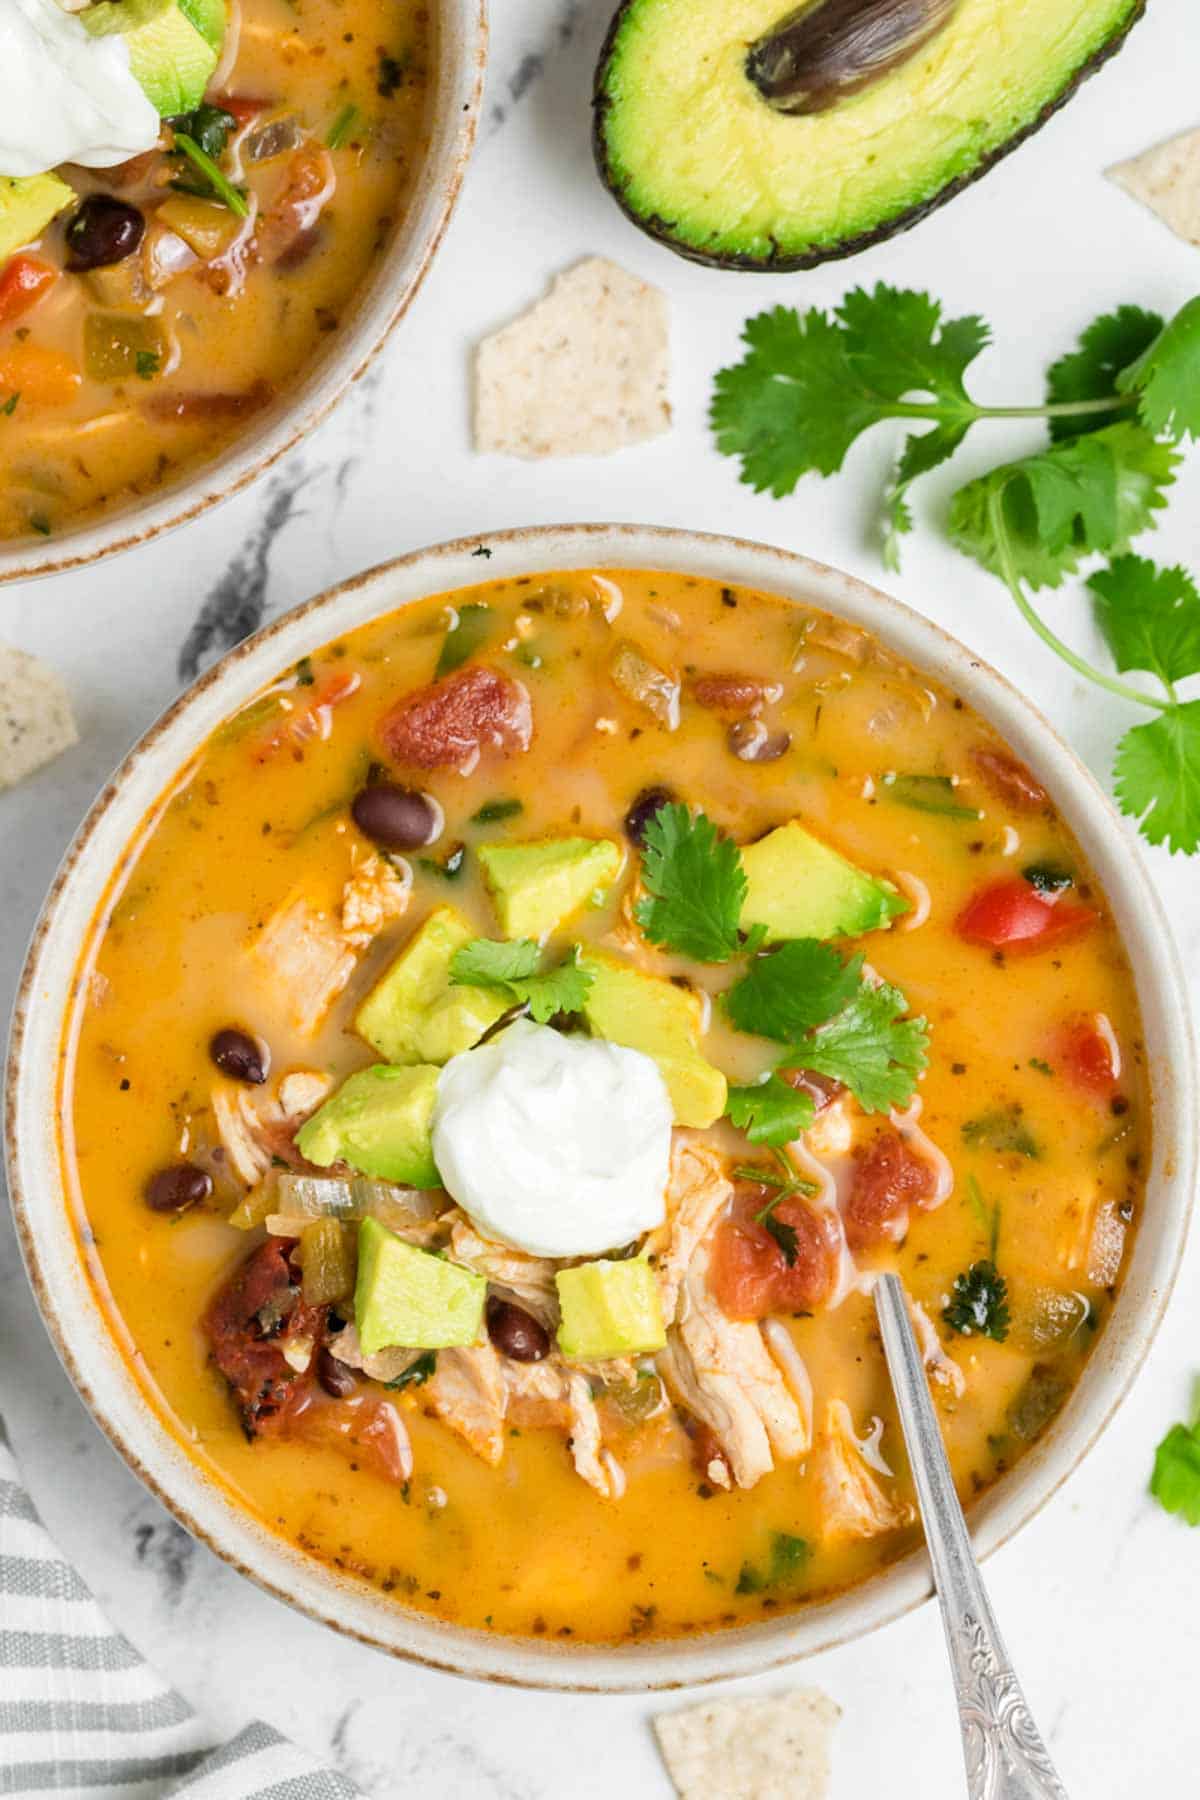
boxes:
[0,0,489,587]
[6,521,1196,1692]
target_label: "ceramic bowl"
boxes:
[0,0,487,587]
[6,524,1195,1690]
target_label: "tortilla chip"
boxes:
[0,643,78,791]
[653,1688,840,1800]
[474,257,671,458]
[1108,128,1200,248]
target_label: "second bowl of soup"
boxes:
[6,524,1193,1688]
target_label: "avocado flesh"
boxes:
[355,906,510,1067]
[296,1064,441,1189]
[595,0,1144,269]
[478,836,624,940]
[579,949,727,1129]
[84,0,217,117]
[355,1218,485,1355]
[0,175,74,262]
[740,820,907,940]
[556,1258,666,1360]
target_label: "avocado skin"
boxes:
[592,0,1146,272]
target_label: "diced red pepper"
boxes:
[216,94,272,125]
[842,1128,939,1254]
[956,878,1095,953]
[0,256,57,328]
[1055,1013,1121,1096]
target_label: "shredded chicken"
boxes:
[659,1244,808,1490]
[645,1137,733,1327]
[814,1399,914,1542]
[910,1300,966,1399]
[423,1345,508,1467]
[325,1322,427,1386]
[340,852,412,949]
[565,1372,625,1500]
[445,1212,560,1326]
[249,891,359,1038]
[212,1067,331,1186]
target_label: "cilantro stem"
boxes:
[986,487,1171,714]
[883,395,1136,424]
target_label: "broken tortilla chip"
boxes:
[0,643,78,791]
[1108,127,1200,248]
[474,257,670,458]
[654,1689,840,1800]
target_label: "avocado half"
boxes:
[593,0,1146,271]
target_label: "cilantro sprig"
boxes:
[634,802,755,962]
[713,288,1200,856]
[725,941,928,1115]
[1151,1383,1200,1527]
[942,1262,1010,1343]
[733,1151,819,1266]
[725,1073,816,1148]
[450,939,592,1024]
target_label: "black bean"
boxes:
[316,1347,358,1398]
[210,1027,270,1084]
[728,720,791,763]
[65,196,145,272]
[145,1163,212,1214]
[351,782,441,850]
[623,784,676,849]
[486,1297,550,1363]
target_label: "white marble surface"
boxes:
[2,3,1200,1794]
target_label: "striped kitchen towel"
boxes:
[0,1414,362,1800]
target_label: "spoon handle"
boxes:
[874,1273,1070,1800]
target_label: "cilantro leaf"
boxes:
[725,1074,816,1148]
[1087,555,1200,690]
[724,940,863,1042]
[735,1531,809,1594]
[1113,702,1200,855]
[711,286,987,501]
[942,1261,1010,1342]
[635,803,747,962]
[800,980,929,1114]
[884,419,971,570]
[450,939,592,1023]
[1045,305,1163,442]
[385,1350,437,1390]
[948,423,1179,590]
[1116,295,1200,442]
[1151,1410,1200,1526]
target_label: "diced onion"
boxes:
[273,1172,445,1228]
[609,640,680,729]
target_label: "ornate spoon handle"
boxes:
[874,1273,1070,1800]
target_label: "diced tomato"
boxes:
[253,670,361,761]
[0,257,57,328]
[956,878,1095,953]
[257,143,335,265]
[970,746,1049,812]
[710,1185,839,1322]
[1056,1012,1121,1096]
[379,664,533,772]
[204,1239,324,1437]
[777,1067,843,1113]
[842,1128,938,1254]
[298,1395,413,1486]
[217,94,273,125]
[0,342,80,407]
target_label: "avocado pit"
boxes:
[747,0,959,116]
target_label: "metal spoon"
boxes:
[874,1273,1070,1800]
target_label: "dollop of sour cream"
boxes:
[0,0,161,179]
[432,1019,673,1259]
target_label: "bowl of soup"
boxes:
[0,0,486,578]
[6,524,1194,1689]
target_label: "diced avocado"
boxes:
[740,821,907,941]
[178,0,225,51]
[556,1258,665,1360]
[579,949,726,1129]
[83,0,217,116]
[355,906,510,1066]
[594,0,1144,271]
[355,1217,485,1355]
[0,175,74,263]
[295,1064,440,1188]
[478,837,624,939]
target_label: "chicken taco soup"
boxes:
[0,0,435,544]
[59,567,1148,1643]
